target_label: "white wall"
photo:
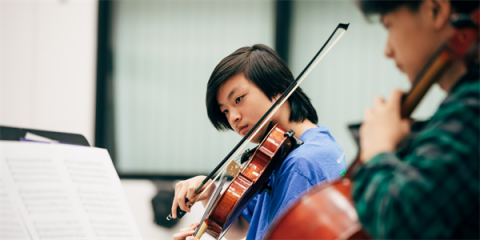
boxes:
[0,0,98,145]
[111,0,274,176]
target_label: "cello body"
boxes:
[265,178,368,240]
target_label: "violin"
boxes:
[264,9,479,240]
[168,23,350,240]
[193,124,299,239]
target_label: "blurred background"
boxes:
[0,0,446,239]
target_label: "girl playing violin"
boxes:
[354,0,479,238]
[172,44,346,240]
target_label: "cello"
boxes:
[169,23,350,239]
[264,9,480,240]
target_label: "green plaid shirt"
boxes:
[353,64,480,239]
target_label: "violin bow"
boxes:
[168,22,350,220]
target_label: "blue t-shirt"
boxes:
[240,125,346,240]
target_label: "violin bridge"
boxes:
[226,160,241,177]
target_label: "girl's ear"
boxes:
[429,0,452,30]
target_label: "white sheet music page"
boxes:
[0,141,142,240]
[0,170,31,239]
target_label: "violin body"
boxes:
[204,124,295,239]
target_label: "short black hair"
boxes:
[206,44,318,131]
[357,0,479,17]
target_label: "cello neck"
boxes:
[346,9,479,177]
[344,49,452,179]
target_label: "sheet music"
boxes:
[0,141,142,240]
[0,176,31,239]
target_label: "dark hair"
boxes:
[357,0,479,17]
[206,44,318,131]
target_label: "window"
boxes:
[108,0,275,178]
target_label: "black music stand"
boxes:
[0,125,90,146]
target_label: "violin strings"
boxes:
[192,175,228,238]
[191,164,228,206]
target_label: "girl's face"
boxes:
[217,73,279,143]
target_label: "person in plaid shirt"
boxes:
[353,0,479,239]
